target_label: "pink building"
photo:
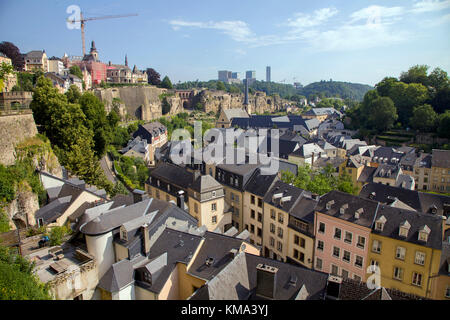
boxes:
[313,191,379,282]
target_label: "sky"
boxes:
[1,0,449,86]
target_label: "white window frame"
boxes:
[414,251,426,266]
[393,267,403,281]
[395,247,406,260]
[332,246,340,258]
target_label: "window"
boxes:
[344,232,352,244]
[370,260,379,267]
[372,240,381,253]
[277,241,283,252]
[355,255,363,268]
[316,258,323,270]
[395,247,406,260]
[211,203,217,211]
[333,246,340,258]
[231,193,234,201]
[257,198,263,208]
[445,286,450,298]
[294,235,300,245]
[235,195,239,203]
[415,251,426,266]
[165,194,170,201]
[331,264,339,276]
[318,222,325,234]
[251,195,255,205]
[341,269,349,279]
[317,240,324,251]
[270,223,275,234]
[300,238,305,248]
[257,212,262,222]
[194,203,198,214]
[294,249,299,259]
[299,252,305,262]
[250,209,255,219]
[354,275,362,282]
[334,228,342,240]
[212,191,216,197]
[412,272,422,287]
[357,236,366,249]
[278,212,284,224]
[393,267,403,281]
[278,227,283,239]
[212,216,217,224]
[257,227,262,237]
[156,190,160,199]
[270,237,275,247]
[343,251,351,263]
[250,224,255,234]
[271,209,276,220]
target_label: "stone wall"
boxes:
[0,113,38,166]
[94,87,292,121]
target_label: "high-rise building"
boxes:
[245,70,256,79]
[266,66,271,82]
[218,70,232,83]
[231,72,239,79]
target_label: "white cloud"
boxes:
[285,7,338,31]
[411,0,450,13]
[349,5,405,24]
[169,19,255,42]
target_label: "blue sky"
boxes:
[1,0,449,86]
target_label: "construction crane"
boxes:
[68,12,138,56]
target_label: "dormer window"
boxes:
[375,215,386,231]
[157,180,160,187]
[355,208,364,219]
[326,200,335,210]
[418,225,431,242]
[340,204,348,215]
[399,220,411,238]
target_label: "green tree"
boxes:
[0,245,51,300]
[437,111,450,139]
[49,226,65,246]
[0,209,10,233]
[65,84,81,103]
[0,62,14,91]
[161,76,173,89]
[367,97,398,132]
[69,65,83,80]
[410,104,438,132]
[399,65,430,86]
[216,81,226,91]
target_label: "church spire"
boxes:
[125,54,128,67]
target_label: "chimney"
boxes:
[141,223,150,256]
[325,275,342,300]
[133,189,147,203]
[256,264,278,299]
[244,78,249,106]
[177,190,185,209]
[311,152,315,167]
[193,170,201,183]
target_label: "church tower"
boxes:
[125,54,128,67]
[90,41,98,61]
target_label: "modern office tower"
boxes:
[246,70,256,79]
[231,72,239,79]
[218,70,232,82]
[266,66,271,82]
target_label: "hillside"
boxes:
[298,81,373,101]
[175,80,373,101]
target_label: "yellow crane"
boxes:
[68,12,138,56]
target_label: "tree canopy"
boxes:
[0,41,24,70]
[146,68,161,86]
[161,76,173,89]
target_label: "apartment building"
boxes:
[314,191,379,282]
[366,205,443,298]
[430,149,450,193]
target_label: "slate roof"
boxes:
[98,258,135,293]
[432,149,450,168]
[231,115,314,132]
[289,197,318,223]
[263,181,309,213]
[372,205,443,250]
[35,196,72,224]
[244,170,278,198]
[316,191,379,228]
[80,198,153,236]
[190,175,223,193]
[25,50,45,59]
[140,228,202,294]
[356,166,376,184]
[223,108,249,120]
[438,242,450,276]
[190,252,329,300]
[373,164,401,179]
[359,183,450,216]
[338,278,426,300]
[148,162,194,189]
[188,231,253,281]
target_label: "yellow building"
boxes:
[430,240,450,300]
[24,50,48,72]
[366,206,443,298]
[430,149,450,193]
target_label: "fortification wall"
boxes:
[0,113,38,166]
